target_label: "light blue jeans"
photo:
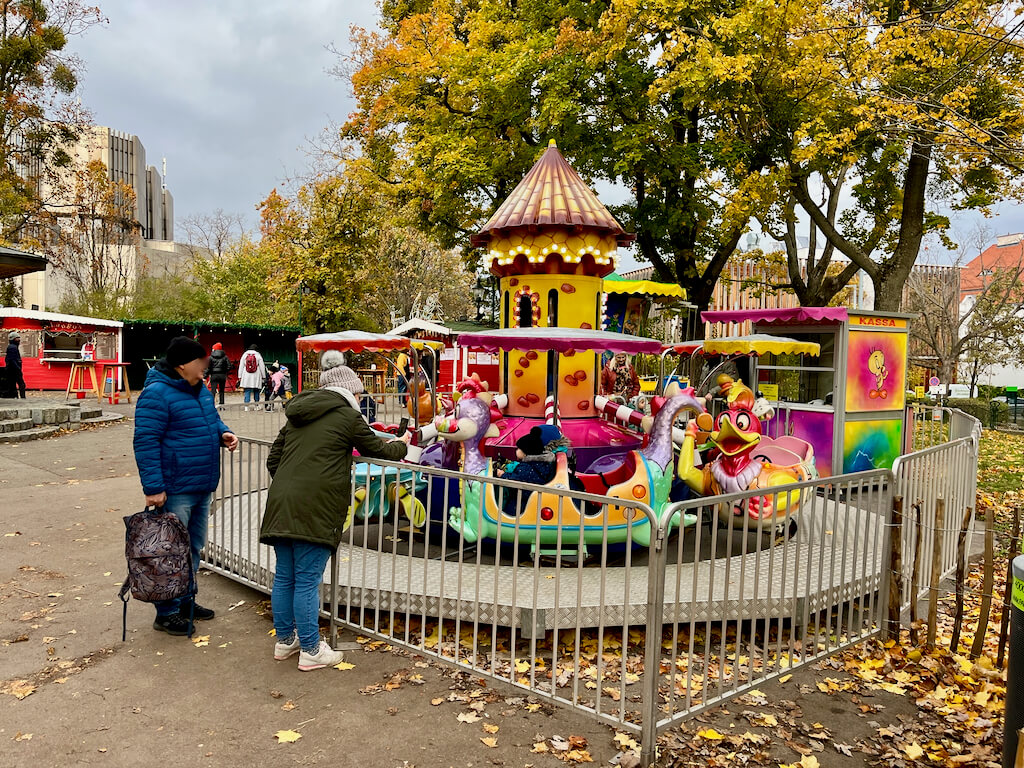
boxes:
[271,541,333,652]
[243,387,261,403]
[155,492,211,617]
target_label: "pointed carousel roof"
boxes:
[471,141,635,247]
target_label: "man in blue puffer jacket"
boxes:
[133,337,239,636]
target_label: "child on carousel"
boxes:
[497,425,573,517]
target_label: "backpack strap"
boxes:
[118,574,131,642]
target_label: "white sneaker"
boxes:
[274,632,301,660]
[297,640,343,671]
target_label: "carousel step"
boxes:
[0,417,33,433]
[0,425,60,443]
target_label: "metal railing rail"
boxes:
[206,407,982,767]
[892,408,981,609]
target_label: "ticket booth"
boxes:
[701,307,911,477]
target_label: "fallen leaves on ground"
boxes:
[274,730,302,744]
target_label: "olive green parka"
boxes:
[259,389,407,549]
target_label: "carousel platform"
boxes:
[203,488,887,632]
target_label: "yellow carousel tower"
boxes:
[471,140,635,419]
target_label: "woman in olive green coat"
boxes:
[260,381,408,670]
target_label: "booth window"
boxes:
[502,291,510,327]
[756,331,837,404]
[95,332,117,360]
[14,329,41,358]
[518,294,533,328]
[44,330,94,359]
[547,289,558,327]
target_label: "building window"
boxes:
[979,269,993,277]
[547,289,558,327]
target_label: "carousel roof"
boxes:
[0,245,46,280]
[389,318,455,337]
[471,141,634,248]
[603,272,686,299]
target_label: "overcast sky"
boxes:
[67,1,1020,268]
[67,0,380,231]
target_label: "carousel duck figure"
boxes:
[678,377,815,527]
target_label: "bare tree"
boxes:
[180,209,246,260]
[44,159,143,315]
[360,225,474,328]
[905,232,1024,389]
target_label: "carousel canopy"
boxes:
[295,331,410,354]
[604,272,686,299]
[389,318,454,337]
[702,307,848,325]
[701,334,821,357]
[662,340,705,356]
[457,326,662,355]
[471,141,634,248]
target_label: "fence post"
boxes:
[972,505,995,659]
[951,504,975,653]
[926,498,945,648]
[885,495,904,641]
[329,550,339,647]
[640,517,669,768]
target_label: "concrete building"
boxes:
[7,125,190,311]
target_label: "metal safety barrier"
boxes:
[645,471,892,750]
[205,407,981,767]
[893,410,981,609]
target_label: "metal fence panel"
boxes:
[648,470,892,749]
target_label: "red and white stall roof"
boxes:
[0,307,123,330]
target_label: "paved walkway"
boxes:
[0,421,614,768]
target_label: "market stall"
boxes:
[0,308,124,393]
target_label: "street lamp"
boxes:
[472,275,488,323]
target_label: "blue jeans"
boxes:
[155,492,211,617]
[243,387,261,403]
[271,541,332,652]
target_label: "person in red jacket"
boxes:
[600,352,640,401]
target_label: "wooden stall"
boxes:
[0,308,124,394]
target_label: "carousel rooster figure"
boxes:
[678,378,812,525]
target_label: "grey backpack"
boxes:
[117,508,196,640]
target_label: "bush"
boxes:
[948,398,1007,424]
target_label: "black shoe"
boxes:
[180,602,215,621]
[153,614,193,636]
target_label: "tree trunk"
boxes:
[871,139,933,311]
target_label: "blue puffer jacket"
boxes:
[133,360,232,496]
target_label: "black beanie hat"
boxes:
[516,426,545,457]
[166,336,207,368]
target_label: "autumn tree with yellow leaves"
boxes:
[342,0,1024,312]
